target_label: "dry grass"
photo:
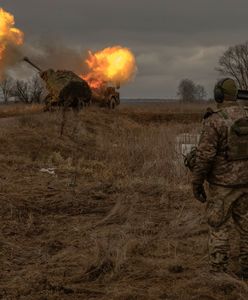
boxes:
[120,101,216,125]
[122,100,215,113]
[0,103,43,118]
[0,103,247,300]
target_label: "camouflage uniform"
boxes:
[192,102,248,272]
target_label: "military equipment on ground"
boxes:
[23,57,92,111]
[91,83,120,109]
[23,57,120,110]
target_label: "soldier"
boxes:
[192,78,248,277]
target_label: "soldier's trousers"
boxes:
[207,184,248,271]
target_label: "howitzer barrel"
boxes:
[23,57,42,72]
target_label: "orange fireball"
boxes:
[82,46,137,89]
[0,8,24,61]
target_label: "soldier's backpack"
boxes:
[218,108,248,161]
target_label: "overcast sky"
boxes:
[2,0,248,98]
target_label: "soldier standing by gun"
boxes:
[191,78,248,277]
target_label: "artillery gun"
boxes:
[23,57,92,111]
[91,83,120,109]
[23,57,121,110]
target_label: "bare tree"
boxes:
[13,75,45,104]
[217,42,248,89]
[195,84,207,100]
[15,80,29,103]
[177,79,196,102]
[177,79,207,101]
[0,77,15,103]
[29,75,44,103]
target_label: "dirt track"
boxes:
[1,106,248,300]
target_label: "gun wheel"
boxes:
[109,97,116,109]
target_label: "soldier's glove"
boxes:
[192,183,207,203]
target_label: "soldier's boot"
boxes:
[236,268,248,280]
[209,251,229,273]
[208,225,230,273]
[237,235,248,279]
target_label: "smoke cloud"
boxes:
[0,44,24,79]
[0,7,24,79]
[6,39,89,80]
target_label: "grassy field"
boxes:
[0,103,43,118]
[1,103,248,300]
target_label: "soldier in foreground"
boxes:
[192,78,248,277]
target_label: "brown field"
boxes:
[0,103,43,118]
[1,102,248,300]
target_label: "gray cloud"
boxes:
[1,0,248,97]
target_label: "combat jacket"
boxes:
[192,102,248,187]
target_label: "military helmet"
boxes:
[214,78,237,103]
